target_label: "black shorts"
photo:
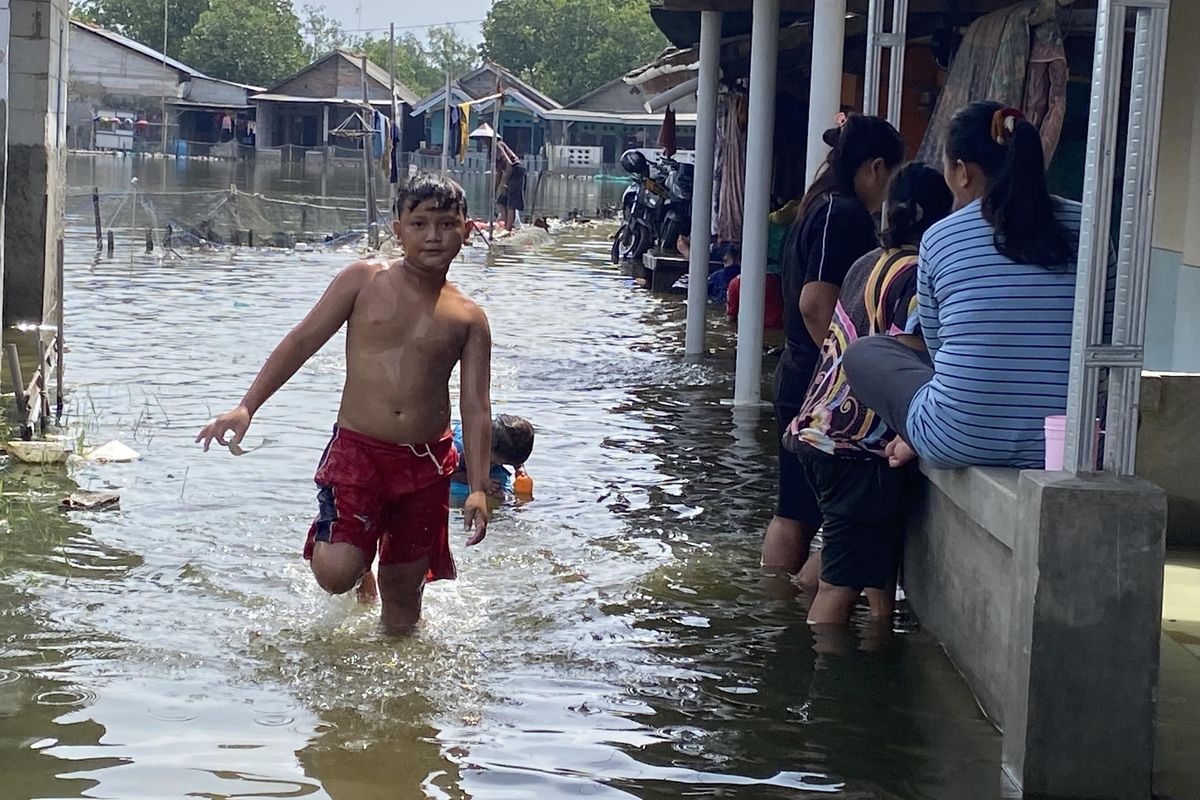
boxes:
[773,361,822,526]
[800,449,913,590]
[776,404,823,525]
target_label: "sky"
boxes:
[323,0,493,43]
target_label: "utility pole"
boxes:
[160,0,169,154]
[361,55,378,249]
[389,22,399,201]
[489,93,500,240]
[440,69,451,176]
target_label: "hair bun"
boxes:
[821,126,841,148]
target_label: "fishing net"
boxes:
[66,185,388,250]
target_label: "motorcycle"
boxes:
[611,150,693,264]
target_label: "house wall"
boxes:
[572,79,697,114]
[425,106,549,155]
[333,57,391,102]
[272,59,339,100]
[185,77,250,107]
[67,25,178,146]
[1145,1,1200,372]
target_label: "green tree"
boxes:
[73,0,209,60]
[359,26,479,98]
[299,3,350,63]
[482,0,667,103]
[179,0,306,86]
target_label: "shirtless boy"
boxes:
[196,174,492,634]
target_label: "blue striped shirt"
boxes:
[907,198,1081,469]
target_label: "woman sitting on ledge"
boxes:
[844,101,1081,470]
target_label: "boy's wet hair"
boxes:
[492,414,535,466]
[395,173,468,219]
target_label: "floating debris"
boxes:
[62,490,120,510]
[85,440,141,463]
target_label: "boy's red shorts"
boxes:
[303,425,459,581]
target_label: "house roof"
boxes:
[410,61,561,117]
[249,94,398,107]
[542,108,697,126]
[69,20,263,92]
[264,49,419,106]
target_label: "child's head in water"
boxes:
[491,414,535,469]
[878,163,954,250]
[393,173,469,271]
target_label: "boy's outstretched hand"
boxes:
[463,491,489,546]
[196,405,252,452]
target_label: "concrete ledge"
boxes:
[641,250,688,292]
[919,464,1019,548]
[905,465,1167,799]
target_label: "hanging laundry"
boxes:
[449,106,463,160]
[658,106,678,157]
[390,114,401,184]
[457,102,470,163]
[379,115,391,173]
[373,111,385,159]
[221,114,233,133]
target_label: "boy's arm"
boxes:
[196,262,370,451]
[459,305,493,545]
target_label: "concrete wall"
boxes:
[907,465,1166,799]
[0,0,9,331]
[1152,0,1200,268]
[4,0,68,325]
[1138,372,1200,547]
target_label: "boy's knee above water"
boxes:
[309,541,368,595]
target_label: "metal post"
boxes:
[1064,0,1170,475]
[864,0,909,125]
[887,0,908,127]
[685,10,722,357]
[806,0,846,186]
[863,0,882,115]
[733,0,780,405]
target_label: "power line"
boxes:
[337,18,485,34]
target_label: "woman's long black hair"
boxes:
[945,100,1075,268]
[797,114,905,218]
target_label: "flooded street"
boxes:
[0,156,1002,800]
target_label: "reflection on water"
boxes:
[0,155,1001,799]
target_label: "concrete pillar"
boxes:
[684,10,721,358]
[1006,471,1166,798]
[806,0,847,186]
[4,0,68,326]
[732,0,779,405]
[0,0,10,331]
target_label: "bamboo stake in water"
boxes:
[6,343,26,421]
[56,238,64,420]
[92,187,102,248]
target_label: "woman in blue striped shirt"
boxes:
[843,100,1080,469]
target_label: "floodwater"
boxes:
[0,156,1004,800]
